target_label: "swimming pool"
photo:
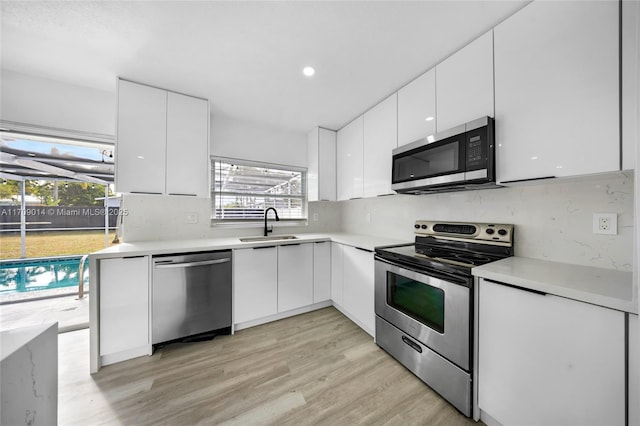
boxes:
[0,256,89,295]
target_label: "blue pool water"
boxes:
[0,256,89,295]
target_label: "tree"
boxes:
[30,181,57,205]
[57,182,112,206]
[0,180,21,201]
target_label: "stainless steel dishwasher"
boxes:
[152,250,232,345]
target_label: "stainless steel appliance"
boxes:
[152,250,232,345]
[375,221,514,417]
[391,116,496,194]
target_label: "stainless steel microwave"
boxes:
[391,116,497,194]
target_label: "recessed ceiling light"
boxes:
[303,66,315,77]
[425,116,434,122]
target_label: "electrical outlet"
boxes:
[366,212,372,223]
[593,213,617,235]
[185,212,199,224]
[312,213,318,221]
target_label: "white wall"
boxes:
[211,115,307,167]
[0,69,115,136]
[341,172,634,272]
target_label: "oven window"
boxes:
[387,271,445,333]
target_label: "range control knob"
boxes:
[498,229,508,236]
[414,224,420,229]
[421,224,428,230]
[485,228,495,235]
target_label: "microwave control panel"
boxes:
[465,125,489,170]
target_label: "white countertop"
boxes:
[473,257,637,314]
[89,232,409,260]
[1,323,58,361]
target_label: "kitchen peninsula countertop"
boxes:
[89,232,409,259]
[472,257,637,314]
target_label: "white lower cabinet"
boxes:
[233,247,278,324]
[99,256,150,359]
[313,242,331,303]
[278,244,313,312]
[630,314,639,426]
[341,245,375,336]
[331,243,344,306]
[478,278,625,426]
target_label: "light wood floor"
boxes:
[59,307,478,425]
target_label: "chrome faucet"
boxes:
[263,207,280,236]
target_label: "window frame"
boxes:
[211,156,308,227]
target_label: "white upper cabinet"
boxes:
[363,93,398,197]
[166,92,210,197]
[494,1,619,182]
[116,80,167,194]
[436,30,494,132]
[307,127,337,201]
[116,79,210,196]
[622,0,639,171]
[397,69,436,146]
[337,116,364,200]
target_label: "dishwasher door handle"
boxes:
[154,258,231,269]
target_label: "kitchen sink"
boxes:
[239,235,298,243]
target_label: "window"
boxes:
[211,157,307,224]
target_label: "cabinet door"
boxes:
[313,241,331,303]
[116,80,167,194]
[397,69,436,146]
[307,128,337,202]
[363,93,398,197]
[478,279,625,426]
[494,1,619,182]
[622,0,639,171]
[278,244,313,312]
[436,30,493,132]
[233,247,278,323]
[166,92,210,198]
[330,242,344,305]
[342,245,375,335]
[307,127,320,202]
[336,116,364,201]
[630,314,639,426]
[99,256,149,356]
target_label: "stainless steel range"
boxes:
[374,221,514,417]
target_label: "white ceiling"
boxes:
[1,1,528,134]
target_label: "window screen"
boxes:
[211,157,307,223]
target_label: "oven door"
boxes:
[374,258,470,370]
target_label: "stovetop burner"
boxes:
[375,220,514,277]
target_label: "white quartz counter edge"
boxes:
[88,233,409,260]
[472,257,637,314]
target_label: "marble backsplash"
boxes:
[340,172,634,271]
[120,171,633,272]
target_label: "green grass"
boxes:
[0,230,117,260]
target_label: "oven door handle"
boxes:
[374,256,471,287]
[401,335,423,353]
